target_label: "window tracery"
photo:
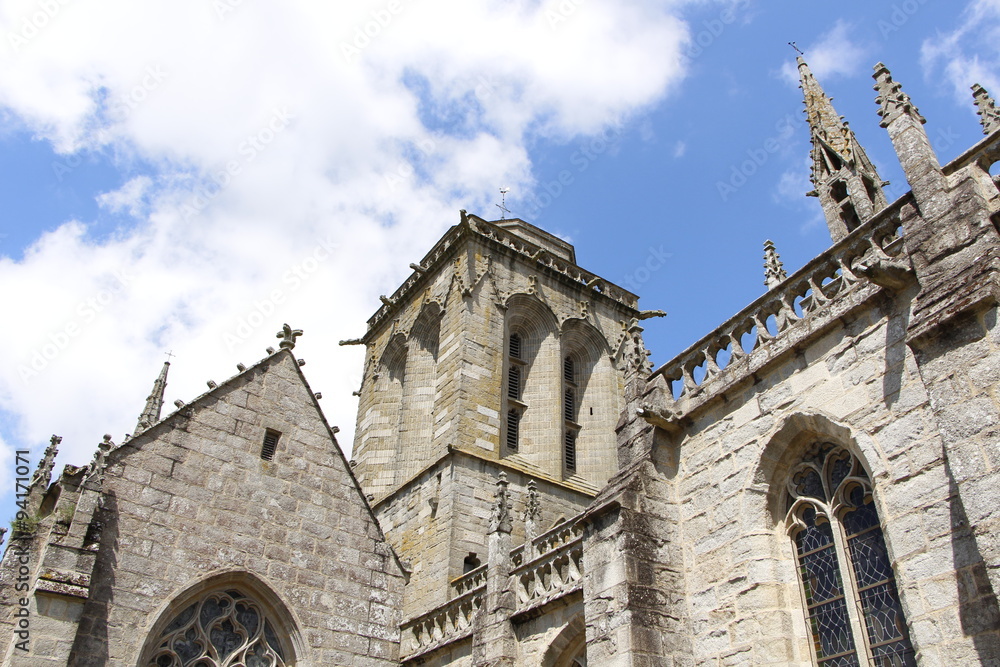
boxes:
[786,442,915,667]
[146,589,289,667]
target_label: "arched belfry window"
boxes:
[145,589,292,667]
[562,355,579,474]
[786,443,915,666]
[505,332,527,452]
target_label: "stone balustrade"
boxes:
[450,563,486,596]
[650,199,908,417]
[400,585,484,660]
[401,514,586,660]
[511,530,583,617]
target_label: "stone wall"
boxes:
[0,350,406,666]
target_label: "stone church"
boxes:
[3,58,1000,665]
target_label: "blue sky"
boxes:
[0,0,997,517]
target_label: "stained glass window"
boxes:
[146,589,289,667]
[786,443,915,667]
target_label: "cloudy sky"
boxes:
[0,0,997,509]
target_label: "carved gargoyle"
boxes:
[637,309,667,320]
[636,404,682,431]
[852,239,914,291]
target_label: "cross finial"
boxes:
[165,350,175,362]
[276,324,304,350]
[496,187,510,220]
[789,41,803,56]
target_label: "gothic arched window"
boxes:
[145,589,291,667]
[786,443,916,666]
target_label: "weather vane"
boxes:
[788,41,803,56]
[496,187,510,220]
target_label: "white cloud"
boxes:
[780,21,868,87]
[0,0,702,489]
[921,0,1000,104]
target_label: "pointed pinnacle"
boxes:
[135,361,170,435]
[764,240,788,289]
[972,84,1000,135]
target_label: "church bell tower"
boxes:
[348,212,644,619]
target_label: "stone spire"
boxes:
[135,360,170,435]
[972,84,1000,135]
[763,240,788,289]
[798,56,888,242]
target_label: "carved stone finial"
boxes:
[523,479,540,523]
[0,527,6,547]
[972,84,1000,135]
[763,240,788,289]
[30,434,61,490]
[622,320,653,378]
[276,323,303,350]
[489,472,512,534]
[89,435,114,479]
[874,62,925,128]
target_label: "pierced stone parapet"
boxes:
[451,563,486,596]
[511,515,583,568]
[510,529,583,618]
[652,202,907,416]
[400,586,484,661]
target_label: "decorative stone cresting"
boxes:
[652,203,905,413]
